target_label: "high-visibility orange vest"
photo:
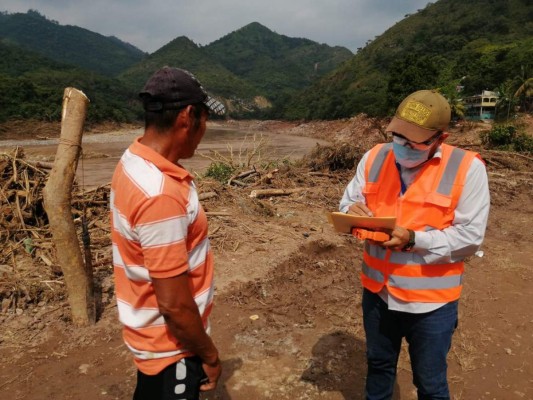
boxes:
[361,142,481,302]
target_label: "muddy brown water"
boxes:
[0,127,329,188]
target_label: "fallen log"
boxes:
[228,168,258,187]
[199,191,218,201]
[308,172,336,178]
[249,188,307,198]
[205,212,232,217]
[34,161,54,170]
[229,179,247,187]
[484,150,533,163]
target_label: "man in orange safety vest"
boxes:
[340,90,490,400]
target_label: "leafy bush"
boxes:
[203,162,236,183]
[481,124,533,152]
[482,125,516,147]
[513,133,533,152]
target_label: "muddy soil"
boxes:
[1,116,532,400]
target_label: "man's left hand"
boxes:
[381,226,410,250]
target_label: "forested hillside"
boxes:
[205,22,353,103]
[118,36,260,115]
[119,23,353,117]
[0,40,140,124]
[0,11,352,122]
[1,1,531,125]
[0,10,145,76]
[284,0,533,119]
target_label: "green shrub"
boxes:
[481,124,533,152]
[203,162,236,183]
[513,133,533,152]
[481,125,515,147]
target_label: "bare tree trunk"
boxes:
[43,88,95,326]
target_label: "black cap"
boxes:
[139,66,226,116]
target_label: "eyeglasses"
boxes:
[392,131,442,150]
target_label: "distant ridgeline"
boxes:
[1,0,532,125]
[0,11,352,123]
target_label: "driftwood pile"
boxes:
[0,147,111,311]
[1,148,49,246]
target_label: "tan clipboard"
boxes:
[327,212,396,234]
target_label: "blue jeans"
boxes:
[362,289,458,400]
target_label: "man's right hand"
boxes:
[200,358,222,392]
[347,202,374,217]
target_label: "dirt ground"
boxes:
[1,115,532,399]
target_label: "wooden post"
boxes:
[43,88,95,326]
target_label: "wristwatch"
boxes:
[402,229,416,252]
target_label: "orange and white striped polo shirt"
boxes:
[110,137,214,375]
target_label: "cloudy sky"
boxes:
[1,0,430,53]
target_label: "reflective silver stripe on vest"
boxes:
[388,251,428,265]
[368,143,393,183]
[362,261,385,283]
[437,148,466,196]
[388,274,463,290]
[365,242,387,260]
[366,242,436,265]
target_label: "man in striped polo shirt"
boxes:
[111,67,226,400]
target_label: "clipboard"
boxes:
[327,212,396,234]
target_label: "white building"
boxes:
[464,90,499,120]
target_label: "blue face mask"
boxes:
[392,141,432,168]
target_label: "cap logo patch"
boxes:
[400,100,431,125]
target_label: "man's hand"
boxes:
[381,226,410,250]
[200,358,222,392]
[347,202,373,217]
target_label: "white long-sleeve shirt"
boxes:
[340,146,490,313]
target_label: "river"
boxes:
[0,126,328,188]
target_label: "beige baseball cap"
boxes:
[386,90,450,142]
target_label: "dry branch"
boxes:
[484,150,533,163]
[249,188,307,198]
[228,168,258,186]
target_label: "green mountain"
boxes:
[119,25,353,116]
[0,39,140,124]
[0,10,145,76]
[0,11,354,121]
[118,36,259,107]
[205,22,353,102]
[284,0,533,120]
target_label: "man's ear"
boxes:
[176,105,193,129]
[440,132,449,142]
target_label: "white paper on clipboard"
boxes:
[327,212,396,234]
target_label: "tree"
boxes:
[513,69,533,113]
[386,55,439,112]
[495,81,518,121]
[438,74,467,120]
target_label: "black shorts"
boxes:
[133,356,207,400]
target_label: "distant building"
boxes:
[464,90,499,120]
